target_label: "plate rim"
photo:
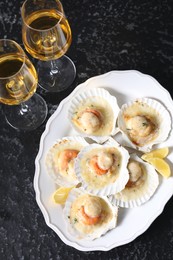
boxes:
[34,70,173,251]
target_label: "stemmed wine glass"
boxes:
[21,0,76,92]
[0,39,47,130]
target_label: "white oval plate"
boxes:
[34,70,173,251]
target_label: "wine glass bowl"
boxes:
[0,39,47,130]
[0,39,37,105]
[21,0,76,92]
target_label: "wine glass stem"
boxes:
[4,93,47,130]
[20,102,29,115]
[36,55,76,92]
[50,60,59,75]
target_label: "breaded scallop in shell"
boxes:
[63,188,118,240]
[118,98,171,152]
[68,87,120,143]
[45,136,88,187]
[74,138,130,196]
[109,153,159,208]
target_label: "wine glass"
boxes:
[0,39,47,130]
[21,0,76,92]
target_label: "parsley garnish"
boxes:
[74,218,78,223]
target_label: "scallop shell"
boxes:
[109,153,159,208]
[45,136,88,187]
[68,87,120,143]
[63,188,118,240]
[118,98,172,152]
[74,137,130,196]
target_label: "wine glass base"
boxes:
[37,55,76,92]
[4,93,48,131]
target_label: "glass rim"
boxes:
[0,39,26,80]
[21,0,64,32]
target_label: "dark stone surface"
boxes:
[0,0,173,259]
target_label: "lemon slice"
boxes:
[53,186,74,204]
[146,157,171,178]
[141,147,169,161]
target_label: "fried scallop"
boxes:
[118,98,171,152]
[68,87,120,143]
[109,153,159,208]
[75,138,129,196]
[45,136,88,187]
[63,188,118,240]
[76,108,102,134]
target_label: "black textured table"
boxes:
[1,0,173,259]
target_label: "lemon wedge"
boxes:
[141,147,169,161]
[145,157,171,178]
[53,186,74,204]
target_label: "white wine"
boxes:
[0,54,37,105]
[22,9,72,61]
